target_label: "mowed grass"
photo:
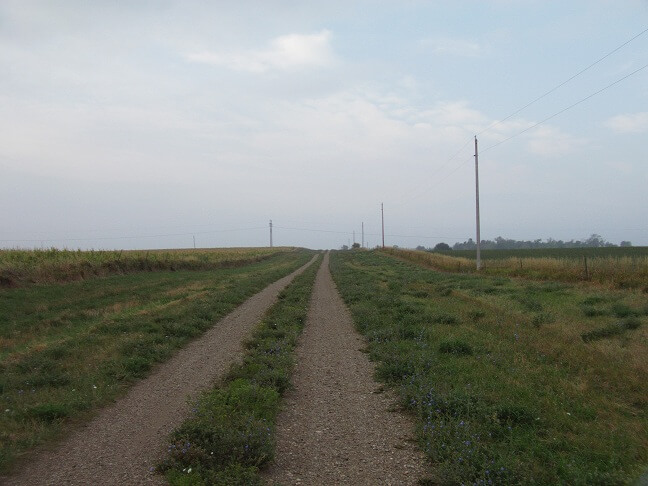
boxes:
[159,254,322,485]
[0,249,313,472]
[0,247,293,287]
[330,250,648,485]
[385,247,648,291]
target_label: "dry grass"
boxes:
[384,247,648,290]
[0,247,295,287]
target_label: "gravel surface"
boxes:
[265,253,427,485]
[1,256,316,486]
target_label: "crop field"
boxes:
[0,247,294,288]
[330,250,648,484]
[443,247,648,260]
[0,249,312,471]
[385,247,648,290]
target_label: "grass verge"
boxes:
[330,250,647,485]
[0,250,313,472]
[158,254,322,485]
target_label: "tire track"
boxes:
[265,252,427,485]
[1,255,317,486]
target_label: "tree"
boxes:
[620,241,632,247]
[341,244,349,250]
[585,234,605,248]
[434,242,451,251]
[352,242,360,249]
[415,245,426,251]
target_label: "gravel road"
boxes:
[265,253,427,485]
[1,256,316,486]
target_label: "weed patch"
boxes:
[432,313,459,325]
[582,318,643,342]
[439,339,473,355]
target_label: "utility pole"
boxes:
[361,222,364,248]
[474,136,481,271]
[353,231,356,246]
[193,235,196,249]
[381,203,385,248]
[269,220,273,248]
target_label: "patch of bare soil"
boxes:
[265,253,428,485]
[0,256,316,486]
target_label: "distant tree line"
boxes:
[416,234,632,252]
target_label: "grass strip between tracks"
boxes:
[159,254,322,485]
[330,250,648,485]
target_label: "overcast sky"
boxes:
[1,1,647,250]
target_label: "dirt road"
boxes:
[265,253,426,485]
[1,256,316,486]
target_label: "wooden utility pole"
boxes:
[474,136,481,270]
[381,203,385,248]
[361,222,364,248]
[269,220,273,248]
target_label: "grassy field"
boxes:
[386,247,648,290]
[159,254,322,485]
[0,247,293,288]
[0,249,312,472]
[330,250,647,485]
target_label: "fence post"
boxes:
[583,256,589,280]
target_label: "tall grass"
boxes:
[384,247,648,290]
[0,247,294,287]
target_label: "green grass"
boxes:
[330,250,648,485]
[158,254,322,485]
[0,250,313,472]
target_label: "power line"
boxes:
[275,224,468,241]
[274,225,351,235]
[482,61,648,153]
[391,28,648,207]
[403,59,648,197]
[477,26,648,137]
[0,226,267,243]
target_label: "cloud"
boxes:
[525,126,586,156]
[419,37,485,57]
[605,112,648,133]
[187,30,335,72]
